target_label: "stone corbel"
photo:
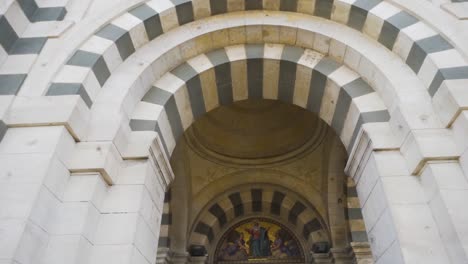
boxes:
[149,133,175,191]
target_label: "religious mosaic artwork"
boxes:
[215,218,304,263]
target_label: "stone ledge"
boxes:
[401,129,460,175]
[433,79,468,128]
[441,3,468,20]
[65,141,122,185]
[4,95,90,141]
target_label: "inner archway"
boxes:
[162,99,370,263]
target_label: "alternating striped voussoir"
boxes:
[45,0,468,117]
[130,44,390,156]
[0,0,68,96]
[189,187,329,251]
[158,189,172,249]
[345,177,369,244]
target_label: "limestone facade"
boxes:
[1,0,468,263]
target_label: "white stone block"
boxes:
[361,179,388,232]
[14,221,49,264]
[420,162,468,201]
[363,13,384,40]
[381,176,427,204]
[66,142,122,185]
[93,213,139,245]
[88,245,134,264]
[355,154,380,202]
[329,39,346,63]
[376,240,404,264]
[433,79,468,127]
[0,182,41,219]
[328,65,359,87]
[117,160,149,185]
[0,153,52,184]
[40,235,92,264]
[400,129,459,175]
[54,65,90,84]
[21,21,74,38]
[43,155,70,200]
[331,1,351,24]
[82,71,101,102]
[0,219,26,260]
[134,216,158,262]
[313,33,330,54]
[4,1,29,34]
[5,96,90,141]
[452,111,468,154]
[0,55,36,74]
[368,208,397,259]
[49,202,98,236]
[0,127,75,160]
[99,185,146,213]
[441,3,468,20]
[29,186,60,232]
[84,102,123,142]
[427,190,468,263]
[391,204,451,263]
[369,2,400,20]
[362,123,400,150]
[102,43,124,72]
[63,173,108,206]
[372,151,410,177]
[343,46,361,70]
[0,45,7,66]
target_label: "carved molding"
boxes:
[149,133,175,191]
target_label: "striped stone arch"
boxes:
[188,185,331,253]
[158,189,172,249]
[0,0,69,96]
[129,43,390,156]
[45,0,468,127]
[345,177,368,244]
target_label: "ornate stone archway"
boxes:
[1,0,468,264]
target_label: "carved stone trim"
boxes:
[149,133,175,191]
